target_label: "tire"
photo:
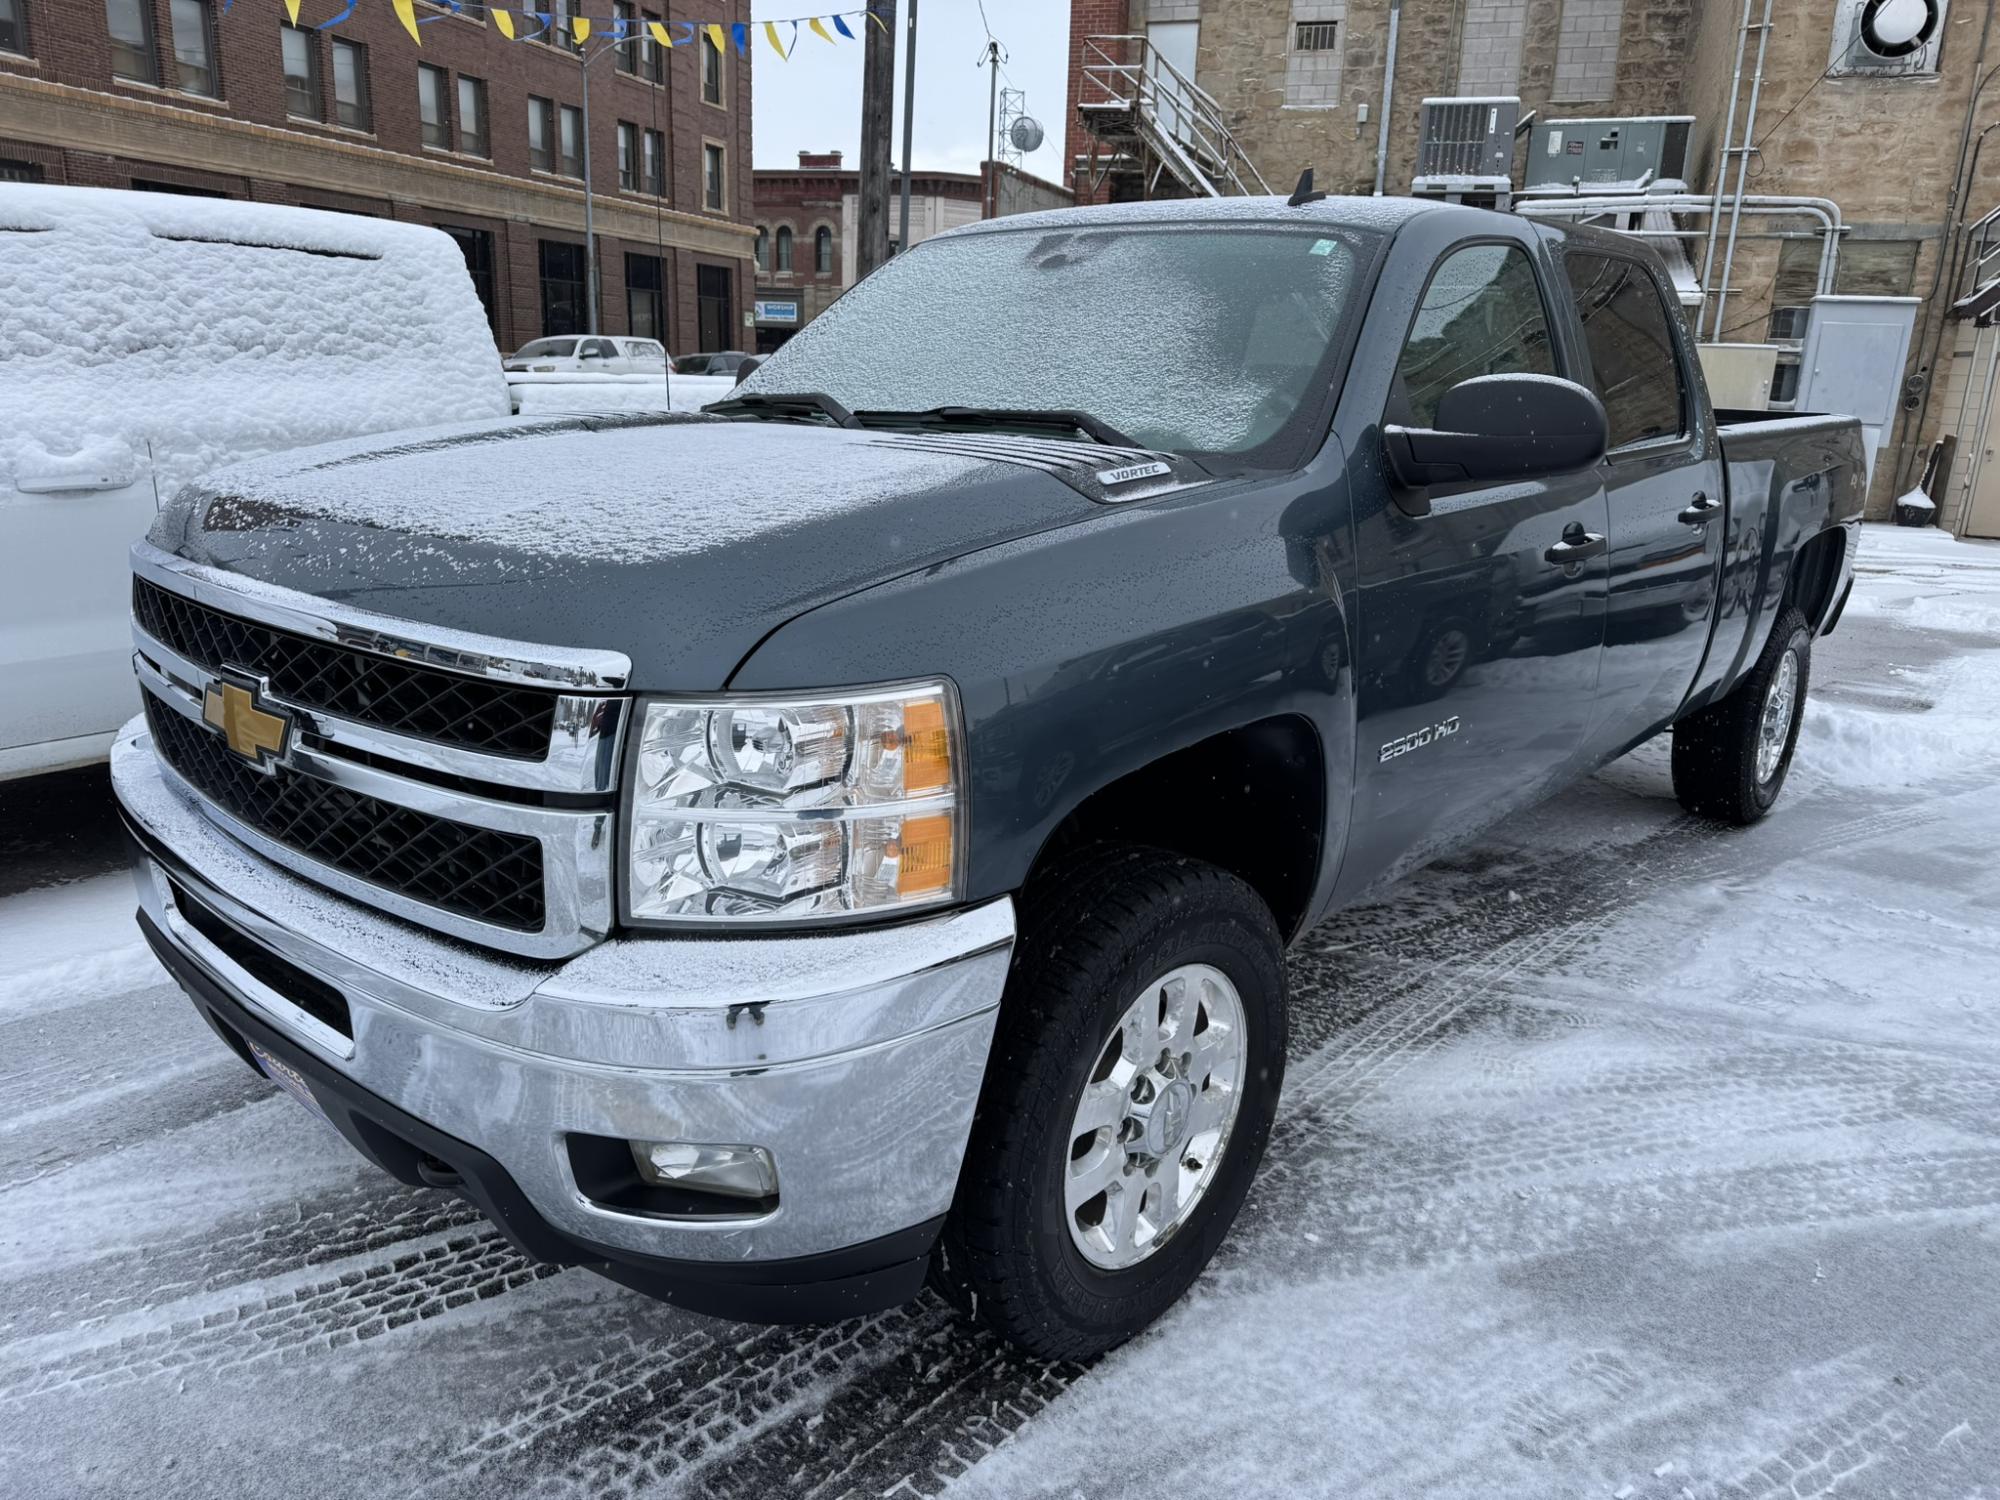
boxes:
[1671,606,1813,825]
[934,845,1286,1361]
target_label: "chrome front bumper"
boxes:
[112,718,1011,1269]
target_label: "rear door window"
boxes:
[1561,251,1687,450]
[1390,242,1558,428]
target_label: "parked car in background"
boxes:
[0,186,509,781]
[505,336,671,376]
[675,350,753,377]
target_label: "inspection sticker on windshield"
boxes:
[1096,461,1174,487]
[1310,239,1336,256]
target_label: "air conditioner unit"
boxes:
[1522,117,1693,191]
[1414,97,1521,183]
[1829,0,1948,77]
[1768,305,1811,341]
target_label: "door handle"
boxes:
[1544,529,1607,566]
[1678,492,1724,526]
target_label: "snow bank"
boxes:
[0,873,164,1018]
[0,186,510,502]
[509,372,736,416]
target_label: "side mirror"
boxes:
[734,357,764,382]
[580,347,605,362]
[1383,374,1608,513]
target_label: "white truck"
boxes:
[0,186,509,780]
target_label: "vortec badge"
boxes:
[1095,461,1173,487]
[202,676,294,773]
[1379,715,1461,764]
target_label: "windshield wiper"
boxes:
[705,391,861,428]
[854,405,1136,448]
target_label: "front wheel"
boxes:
[934,846,1286,1360]
[1671,605,1813,825]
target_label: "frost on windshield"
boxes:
[740,225,1363,456]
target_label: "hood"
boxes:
[150,414,1197,691]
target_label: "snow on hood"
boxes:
[155,415,1113,690]
[0,185,509,500]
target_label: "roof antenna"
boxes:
[1288,168,1327,207]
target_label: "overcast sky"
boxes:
[749,1,1071,184]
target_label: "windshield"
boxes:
[516,338,579,358]
[736,222,1377,458]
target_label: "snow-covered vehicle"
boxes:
[504,335,672,375]
[113,196,1864,1358]
[0,186,508,781]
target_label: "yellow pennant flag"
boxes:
[493,10,516,39]
[391,0,421,44]
[571,16,592,43]
[283,0,303,23]
[763,21,789,57]
[706,22,728,55]
[648,20,672,47]
[808,17,836,44]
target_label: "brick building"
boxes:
[748,149,1070,350]
[1065,0,2000,532]
[0,0,757,358]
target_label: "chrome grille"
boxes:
[134,577,558,758]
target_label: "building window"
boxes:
[553,0,581,52]
[774,225,794,273]
[540,240,587,336]
[617,122,638,191]
[457,75,488,157]
[281,22,320,119]
[0,0,27,57]
[332,39,371,131]
[704,142,724,210]
[559,104,584,178]
[614,1,637,72]
[170,0,219,97]
[642,128,665,195]
[418,63,450,149]
[528,95,554,172]
[626,252,664,341]
[814,225,833,275]
[106,0,157,84]
[701,28,723,104]
[754,226,769,270]
[641,9,665,82]
[0,158,43,182]
[443,224,498,333]
[1294,20,1338,49]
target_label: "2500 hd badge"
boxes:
[1380,716,1462,763]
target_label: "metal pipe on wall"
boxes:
[1520,193,1846,303]
[1373,0,1402,196]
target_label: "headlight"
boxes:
[625,680,962,926]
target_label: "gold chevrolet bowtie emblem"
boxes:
[202,678,292,771]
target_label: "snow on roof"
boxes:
[0,186,509,500]
[941,193,1441,240]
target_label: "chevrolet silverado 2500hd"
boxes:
[114,196,1865,1359]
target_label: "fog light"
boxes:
[630,1140,778,1201]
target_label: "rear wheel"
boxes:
[935,846,1285,1360]
[1671,606,1812,825]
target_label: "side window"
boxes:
[1391,243,1557,428]
[1562,251,1686,449]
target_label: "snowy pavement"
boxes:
[4,523,1999,1499]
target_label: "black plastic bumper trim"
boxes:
[132,892,941,1325]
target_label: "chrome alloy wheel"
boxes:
[1757,646,1799,784]
[1063,964,1247,1271]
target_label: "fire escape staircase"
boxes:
[1953,204,2000,326]
[1075,35,1270,200]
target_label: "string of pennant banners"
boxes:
[227,1,889,57]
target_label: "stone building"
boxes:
[1066,0,2000,532]
[0,0,758,358]
[749,151,1069,351]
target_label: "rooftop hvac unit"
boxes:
[1830,0,1948,76]
[1415,97,1521,182]
[1523,117,1693,192]
[1768,305,1812,341]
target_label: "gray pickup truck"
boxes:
[115,194,1864,1359]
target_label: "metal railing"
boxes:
[1958,203,2000,317]
[1076,35,1269,199]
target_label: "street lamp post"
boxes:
[580,49,600,334]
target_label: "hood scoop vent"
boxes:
[858,432,1209,505]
